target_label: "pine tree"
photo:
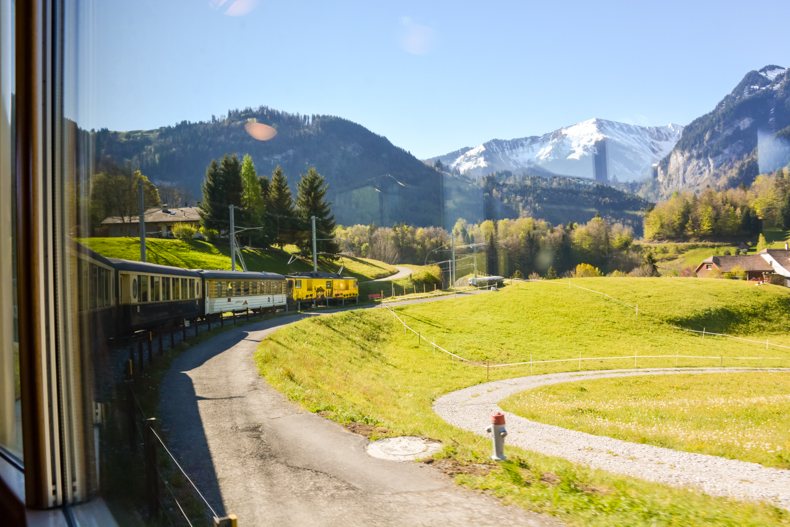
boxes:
[296,167,339,258]
[267,166,296,247]
[485,231,499,276]
[240,154,271,246]
[200,154,243,234]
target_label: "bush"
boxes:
[608,270,628,277]
[573,263,602,277]
[172,224,197,241]
[200,227,220,243]
[528,272,542,280]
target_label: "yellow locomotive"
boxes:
[287,271,358,303]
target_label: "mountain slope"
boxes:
[428,118,683,183]
[656,65,790,195]
[94,107,443,227]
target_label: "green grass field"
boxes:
[78,237,396,280]
[255,278,790,526]
[501,372,790,469]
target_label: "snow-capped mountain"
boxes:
[427,118,683,183]
[657,65,790,195]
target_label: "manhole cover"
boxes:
[366,436,442,461]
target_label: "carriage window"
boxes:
[181,278,187,300]
[294,280,302,289]
[173,277,180,300]
[152,276,161,302]
[243,281,250,296]
[162,277,171,301]
[140,275,149,302]
[196,280,200,298]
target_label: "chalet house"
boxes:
[100,206,201,237]
[695,245,790,286]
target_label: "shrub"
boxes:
[573,263,602,277]
[528,272,542,280]
[172,224,197,241]
[200,227,220,243]
[608,270,628,277]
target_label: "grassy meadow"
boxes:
[255,278,790,526]
[78,237,396,280]
[501,372,790,469]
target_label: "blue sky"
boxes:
[82,0,790,159]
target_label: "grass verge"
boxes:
[255,297,790,526]
[501,372,790,469]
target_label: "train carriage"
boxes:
[200,270,288,315]
[109,259,203,334]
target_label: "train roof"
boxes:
[107,258,201,277]
[198,270,285,280]
[287,271,355,280]
[73,242,116,268]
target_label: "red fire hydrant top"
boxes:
[491,412,506,425]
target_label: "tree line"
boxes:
[337,215,657,278]
[644,167,790,241]
[199,154,339,257]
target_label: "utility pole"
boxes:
[473,241,478,278]
[229,204,236,271]
[139,181,146,262]
[450,234,456,287]
[311,215,318,272]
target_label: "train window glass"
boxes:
[295,280,302,289]
[0,0,21,461]
[243,281,250,296]
[181,278,187,300]
[196,280,200,298]
[173,277,180,300]
[189,279,195,299]
[326,280,332,290]
[141,275,149,302]
[234,281,241,296]
[163,276,170,302]
[152,276,161,302]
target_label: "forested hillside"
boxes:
[94,107,444,227]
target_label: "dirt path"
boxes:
[158,312,559,527]
[434,368,790,510]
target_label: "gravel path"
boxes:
[158,310,558,527]
[434,368,790,510]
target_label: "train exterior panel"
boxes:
[288,272,358,303]
[201,270,288,314]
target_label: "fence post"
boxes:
[144,418,159,519]
[137,339,144,373]
[126,380,137,453]
[214,515,238,527]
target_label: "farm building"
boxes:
[695,246,790,286]
[100,206,200,237]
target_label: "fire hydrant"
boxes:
[486,412,507,461]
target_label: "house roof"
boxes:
[101,206,201,225]
[761,249,790,277]
[696,254,773,273]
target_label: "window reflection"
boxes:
[0,0,21,462]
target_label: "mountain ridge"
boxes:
[426,118,683,184]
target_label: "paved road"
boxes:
[371,265,413,282]
[435,368,790,511]
[158,309,559,526]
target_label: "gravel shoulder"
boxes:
[158,309,558,527]
[434,368,790,511]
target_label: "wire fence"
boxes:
[383,278,790,371]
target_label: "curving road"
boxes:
[434,368,790,511]
[371,265,413,282]
[158,306,558,527]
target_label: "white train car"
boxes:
[200,270,287,315]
